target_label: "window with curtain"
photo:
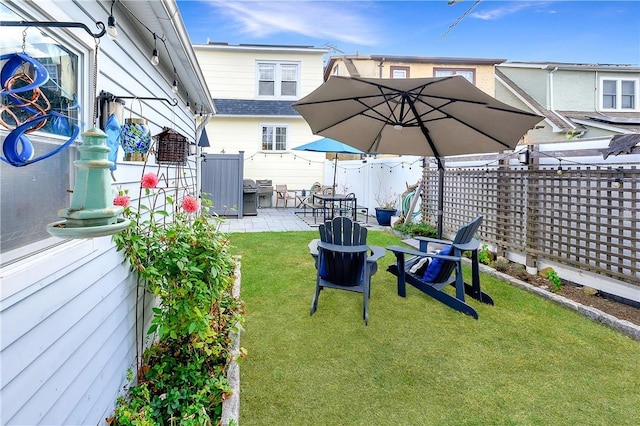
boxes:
[0,3,81,264]
[256,61,299,98]
[261,124,287,151]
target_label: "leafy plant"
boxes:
[477,243,493,265]
[110,175,244,425]
[547,269,562,292]
[392,221,437,238]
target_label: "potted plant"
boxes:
[374,187,398,226]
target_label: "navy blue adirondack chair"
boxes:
[386,215,493,319]
[308,216,385,324]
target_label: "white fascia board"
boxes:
[212,115,304,119]
[572,119,636,134]
[193,43,330,55]
[159,0,215,113]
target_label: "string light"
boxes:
[107,0,118,39]
[150,33,159,66]
[613,167,623,188]
[556,159,563,175]
[172,67,178,93]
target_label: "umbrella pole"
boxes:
[332,154,338,193]
[437,161,445,239]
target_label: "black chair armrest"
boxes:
[318,241,369,254]
[367,246,386,263]
[386,245,461,262]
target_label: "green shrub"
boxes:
[392,221,437,238]
[477,244,493,265]
[112,192,244,425]
[547,269,562,292]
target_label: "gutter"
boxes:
[161,0,216,114]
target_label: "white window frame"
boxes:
[434,67,476,85]
[260,124,288,151]
[390,66,410,79]
[0,2,88,271]
[599,77,639,112]
[255,61,300,99]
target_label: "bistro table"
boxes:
[312,193,357,222]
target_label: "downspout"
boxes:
[547,66,558,111]
[378,57,385,78]
[595,70,599,111]
[547,66,577,133]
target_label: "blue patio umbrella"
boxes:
[293,137,364,190]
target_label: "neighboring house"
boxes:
[193,43,330,192]
[0,1,212,424]
[496,62,640,143]
[325,54,505,96]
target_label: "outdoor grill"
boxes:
[242,179,258,216]
[256,179,273,208]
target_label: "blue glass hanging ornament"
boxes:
[119,99,151,161]
[120,118,151,160]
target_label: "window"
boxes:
[1,3,81,263]
[390,66,410,78]
[256,62,299,98]
[601,78,638,111]
[261,125,287,151]
[434,68,475,84]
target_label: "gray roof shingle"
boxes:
[213,99,299,116]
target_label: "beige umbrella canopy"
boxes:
[293,75,542,235]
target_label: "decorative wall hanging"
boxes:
[0,49,80,166]
[154,127,188,165]
[119,99,151,161]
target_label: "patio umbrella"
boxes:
[292,75,542,236]
[293,137,364,192]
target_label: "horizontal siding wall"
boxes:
[0,1,198,424]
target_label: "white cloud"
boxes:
[471,1,554,21]
[201,0,380,45]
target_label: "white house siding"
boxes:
[0,1,209,424]
[194,44,329,189]
[195,45,327,100]
[207,116,325,190]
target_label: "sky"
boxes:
[176,0,640,65]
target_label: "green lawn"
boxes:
[230,231,640,426]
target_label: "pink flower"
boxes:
[182,195,199,213]
[141,173,159,189]
[113,195,130,207]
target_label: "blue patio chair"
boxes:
[308,216,385,324]
[386,215,493,319]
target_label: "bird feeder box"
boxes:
[154,127,188,165]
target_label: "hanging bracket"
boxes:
[99,91,179,107]
[0,20,107,39]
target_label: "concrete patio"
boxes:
[218,207,386,233]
